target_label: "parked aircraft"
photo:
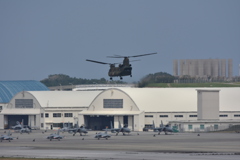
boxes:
[106,121,131,135]
[60,122,71,132]
[11,120,31,134]
[68,122,88,136]
[95,130,111,140]
[47,129,64,141]
[152,120,178,135]
[0,130,17,142]
[11,121,22,130]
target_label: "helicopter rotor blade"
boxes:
[86,59,109,65]
[130,52,157,58]
[107,55,124,58]
[107,52,157,58]
[130,59,141,62]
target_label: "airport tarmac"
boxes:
[0,129,240,160]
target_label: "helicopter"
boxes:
[86,52,157,80]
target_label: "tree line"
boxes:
[40,74,126,87]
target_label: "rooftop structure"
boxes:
[0,80,49,103]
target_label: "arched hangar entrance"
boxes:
[84,115,114,130]
[6,115,29,129]
[79,88,145,131]
[84,115,132,130]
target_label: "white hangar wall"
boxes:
[0,91,42,129]
[79,88,145,131]
[0,88,239,131]
[0,91,101,130]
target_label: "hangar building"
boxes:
[1,86,240,132]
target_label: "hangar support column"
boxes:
[133,111,145,131]
[0,114,3,129]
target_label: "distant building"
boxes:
[173,59,233,79]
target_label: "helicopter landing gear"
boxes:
[130,75,132,77]
[110,77,113,80]
[120,77,123,80]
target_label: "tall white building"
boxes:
[173,59,233,79]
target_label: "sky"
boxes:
[0,0,240,83]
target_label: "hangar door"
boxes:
[84,115,114,130]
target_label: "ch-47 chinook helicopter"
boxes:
[86,52,157,80]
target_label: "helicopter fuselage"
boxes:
[108,65,132,79]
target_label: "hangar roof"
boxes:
[116,88,240,112]
[28,91,101,107]
[0,80,49,103]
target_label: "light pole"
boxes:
[69,83,73,90]
[59,83,62,91]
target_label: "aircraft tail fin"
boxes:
[21,119,24,128]
[152,120,155,129]
[7,130,11,136]
[110,121,113,129]
[57,129,60,135]
[105,127,108,134]
[118,121,122,128]
[160,120,164,128]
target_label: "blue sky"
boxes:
[0,0,239,82]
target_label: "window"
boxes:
[41,123,44,128]
[41,113,44,118]
[0,106,2,110]
[15,99,33,108]
[160,115,168,118]
[145,115,153,118]
[174,115,183,117]
[64,113,73,117]
[45,113,49,118]
[144,125,153,129]
[188,125,193,130]
[103,99,123,108]
[189,115,197,117]
[220,115,228,117]
[214,124,218,130]
[234,115,240,117]
[200,124,204,130]
[53,123,62,127]
[53,113,61,117]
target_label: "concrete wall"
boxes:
[170,121,240,132]
[197,90,220,120]
[0,114,3,129]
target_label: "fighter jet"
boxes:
[107,121,131,136]
[95,130,111,140]
[11,121,22,130]
[68,122,88,136]
[47,129,64,141]
[59,122,71,132]
[152,120,178,135]
[0,130,16,142]
[12,119,31,134]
